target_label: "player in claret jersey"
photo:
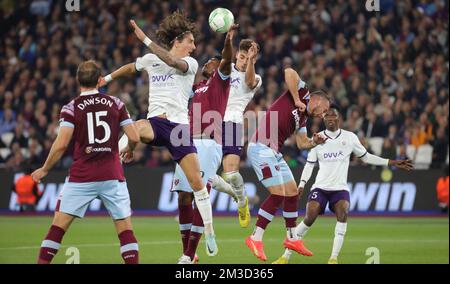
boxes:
[32,61,140,264]
[245,68,330,261]
[174,24,240,264]
[274,105,413,264]
[102,12,219,255]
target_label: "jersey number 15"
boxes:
[87,111,111,144]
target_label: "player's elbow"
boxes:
[127,133,140,144]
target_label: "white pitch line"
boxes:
[0,238,447,251]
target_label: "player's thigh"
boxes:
[58,182,99,219]
[99,181,132,221]
[113,217,133,235]
[267,180,297,197]
[333,200,350,223]
[135,119,154,143]
[178,153,203,191]
[52,211,76,231]
[247,143,285,189]
[222,154,240,172]
[196,139,223,182]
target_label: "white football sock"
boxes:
[193,188,214,235]
[251,227,265,241]
[224,171,246,207]
[283,249,292,259]
[295,221,310,240]
[286,228,298,241]
[209,175,236,199]
[283,221,311,260]
[331,222,347,259]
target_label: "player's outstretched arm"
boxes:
[31,126,74,183]
[245,42,260,89]
[284,68,306,112]
[219,24,239,76]
[130,20,189,73]
[360,153,414,171]
[100,63,137,87]
[296,132,327,150]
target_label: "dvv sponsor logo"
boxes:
[151,74,175,83]
[323,151,344,159]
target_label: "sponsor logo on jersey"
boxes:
[85,146,112,154]
[292,109,301,129]
[230,77,241,88]
[323,151,345,159]
[151,74,175,83]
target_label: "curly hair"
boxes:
[156,10,198,49]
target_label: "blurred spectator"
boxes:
[436,166,449,214]
[0,0,448,170]
[381,138,397,161]
[12,168,42,212]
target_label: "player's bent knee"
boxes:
[135,119,154,143]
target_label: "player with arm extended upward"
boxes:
[101,11,219,257]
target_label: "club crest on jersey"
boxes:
[275,165,281,171]
[230,77,241,88]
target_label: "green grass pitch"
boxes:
[0,216,448,264]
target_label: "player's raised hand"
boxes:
[312,133,327,145]
[31,168,48,184]
[130,20,147,43]
[226,24,239,40]
[247,42,259,62]
[98,77,107,87]
[295,100,307,112]
[389,159,414,171]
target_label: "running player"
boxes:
[274,105,413,264]
[101,12,218,255]
[33,60,140,264]
[245,68,329,261]
[220,39,262,228]
[174,24,239,264]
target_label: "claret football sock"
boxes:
[178,203,193,253]
[118,230,139,264]
[38,225,66,264]
[253,194,284,240]
[283,195,299,240]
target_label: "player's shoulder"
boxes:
[104,94,125,109]
[61,99,75,113]
[341,129,358,141]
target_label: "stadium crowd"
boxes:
[0,0,448,172]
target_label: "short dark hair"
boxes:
[212,55,222,61]
[310,89,331,102]
[329,103,341,114]
[239,39,259,52]
[77,60,101,88]
[156,10,198,49]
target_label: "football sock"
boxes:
[118,230,139,264]
[185,207,204,260]
[253,194,284,241]
[331,222,347,259]
[178,202,193,253]
[283,195,299,240]
[223,171,246,207]
[38,225,66,264]
[193,187,214,235]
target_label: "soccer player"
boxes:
[274,105,413,264]
[33,60,140,264]
[101,12,218,255]
[245,68,329,261]
[174,24,239,264]
[220,39,263,228]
